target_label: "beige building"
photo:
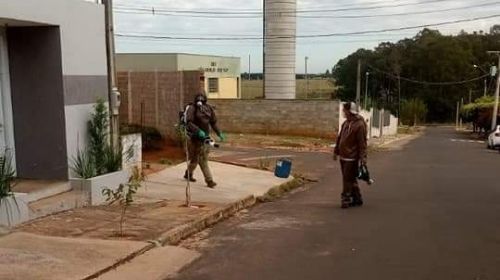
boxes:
[116,53,241,99]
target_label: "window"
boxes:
[208,78,219,93]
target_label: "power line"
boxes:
[117,37,402,46]
[114,0,457,16]
[115,1,500,19]
[114,0,450,12]
[115,14,500,41]
[368,64,491,86]
[300,1,500,19]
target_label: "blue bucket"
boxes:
[274,158,292,178]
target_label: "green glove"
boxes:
[218,132,226,142]
[197,130,207,139]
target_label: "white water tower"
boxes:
[264,0,297,99]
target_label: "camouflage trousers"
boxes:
[187,139,213,183]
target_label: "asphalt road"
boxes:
[173,127,500,280]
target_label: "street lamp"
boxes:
[487,51,500,131]
[473,64,488,97]
[364,72,370,109]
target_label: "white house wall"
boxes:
[0,0,107,76]
[0,0,108,177]
[0,29,15,169]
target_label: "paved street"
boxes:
[173,127,500,280]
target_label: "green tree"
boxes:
[401,98,428,126]
[332,27,500,122]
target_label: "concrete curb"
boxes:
[377,133,422,148]
[157,195,257,246]
[81,243,156,280]
[81,195,256,280]
[81,176,303,280]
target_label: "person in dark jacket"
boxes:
[184,77,225,188]
[334,102,368,208]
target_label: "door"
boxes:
[7,27,67,180]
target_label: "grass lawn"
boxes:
[242,79,336,99]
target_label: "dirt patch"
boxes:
[16,200,223,242]
[225,133,334,152]
[143,144,185,163]
[142,143,186,176]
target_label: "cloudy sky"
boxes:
[113,0,500,73]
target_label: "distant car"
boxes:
[487,126,500,149]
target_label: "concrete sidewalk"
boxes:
[141,161,289,204]
[3,161,292,280]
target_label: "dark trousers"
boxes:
[187,140,213,183]
[340,160,361,199]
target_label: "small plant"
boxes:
[102,166,145,237]
[0,152,18,226]
[70,149,97,179]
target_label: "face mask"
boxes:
[197,101,203,107]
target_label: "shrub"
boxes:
[72,99,125,178]
[70,149,97,179]
[0,152,18,226]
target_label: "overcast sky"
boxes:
[113,0,500,73]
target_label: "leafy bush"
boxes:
[103,145,123,174]
[461,96,495,122]
[71,99,125,178]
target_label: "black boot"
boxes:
[184,171,196,182]
[351,194,364,207]
[206,180,217,189]
[341,194,352,209]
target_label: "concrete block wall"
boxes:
[117,71,201,140]
[210,99,340,138]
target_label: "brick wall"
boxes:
[117,70,202,139]
[210,99,340,138]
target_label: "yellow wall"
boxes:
[206,77,239,99]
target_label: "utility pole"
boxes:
[356,59,361,106]
[262,0,266,99]
[474,64,489,97]
[103,0,119,148]
[305,56,309,99]
[488,51,500,130]
[248,54,251,80]
[460,97,464,130]
[364,72,370,109]
[456,101,460,131]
